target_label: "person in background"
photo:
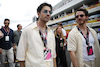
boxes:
[17,3,56,67]
[55,25,67,67]
[0,18,16,67]
[58,23,66,49]
[97,31,100,45]
[67,8,100,67]
[14,24,22,47]
[1,26,3,29]
[13,24,22,66]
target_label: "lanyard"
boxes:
[3,27,10,36]
[77,26,90,46]
[37,23,48,48]
[57,34,64,45]
[57,34,62,41]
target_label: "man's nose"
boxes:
[47,11,50,15]
[78,16,81,19]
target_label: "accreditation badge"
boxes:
[87,46,93,56]
[60,42,63,47]
[44,48,52,61]
[5,36,9,41]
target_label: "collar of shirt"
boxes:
[32,22,51,31]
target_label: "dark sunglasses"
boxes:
[42,10,52,15]
[76,14,85,18]
[5,23,9,24]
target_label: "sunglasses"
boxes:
[42,10,52,15]
[5,23,9,24]
[75,14,85,18]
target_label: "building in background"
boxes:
[33,16,37,22]
[47,0,100,33]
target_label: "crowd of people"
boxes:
[0,2,100,67]
[0,19,22,67]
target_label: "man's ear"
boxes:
[86,16,89,20]
[37,12,40,17]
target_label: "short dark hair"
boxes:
[4,18,10,23]
[75,8,89,16]
[37,3,52,13]
[17,24,20,28]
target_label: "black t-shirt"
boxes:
[55,34,64,53]
[0,28,15,50]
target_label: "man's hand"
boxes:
[63,46,65,50]
[14,46,16,50]
[0,30,3,37]
[53,58,57,67]
[0,48,2,54]
[69,51,78,67]
[19,61,25,67]
[13,43,16,50]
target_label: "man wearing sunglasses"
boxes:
[17,3,56,67]
[0,18,16,67]
[67,8,100,67]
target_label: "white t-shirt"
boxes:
[81,31,95,61]
[62,28,66,36]
[97,33,100,40]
